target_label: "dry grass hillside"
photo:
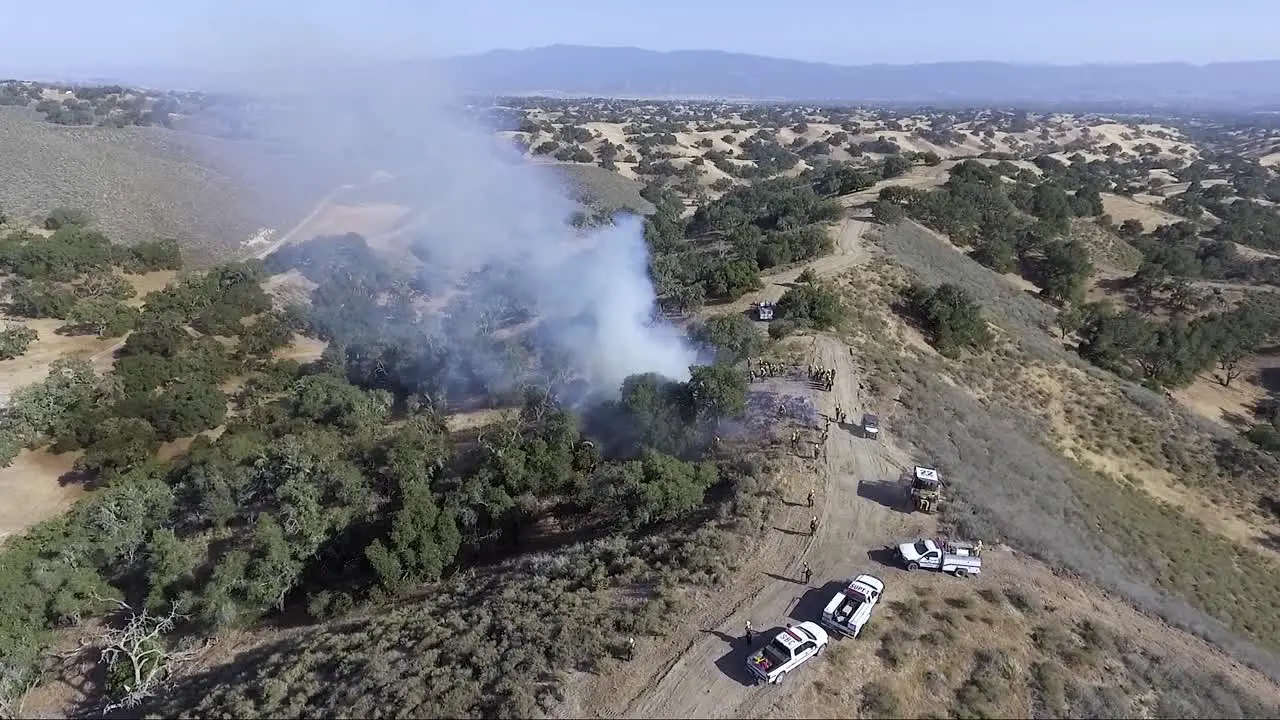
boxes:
[498,100,1201,202]
[832,220,1280,661]
[0,108,271,264]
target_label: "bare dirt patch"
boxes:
[0,318,109,399]
[262,270,319,308]
[445,407,517,433]
[273,334,327,364]
[0,449,81,543]
[120,269,179,306]
[0,270,183,392]
[1173,365,1271,429]
[1100,192,1183,230]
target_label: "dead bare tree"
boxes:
[77,594,204,713]
[0,662,40,720]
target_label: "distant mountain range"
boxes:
[19,45,1280,110]
[436,45,1280,109]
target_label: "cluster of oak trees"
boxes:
[0,206,755,712]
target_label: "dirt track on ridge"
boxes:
[559,210,932,719]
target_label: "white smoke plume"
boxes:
[176,15,698,398]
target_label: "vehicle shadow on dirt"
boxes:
[788,580,846,624]
[713,625,790,687]
[866,546,903,570]
[856,479,913,513]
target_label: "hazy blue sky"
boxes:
[3,0,1278,76]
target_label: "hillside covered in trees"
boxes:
[0,184,776,716]
[7,91,1280,718]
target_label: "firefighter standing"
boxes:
[745,620,755,644]
[806,489,815,508]
[627,637,635,660]
[809,515,819,535]
[802,562,812,585]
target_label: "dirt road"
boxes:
[716,216,870,318]
[837,162,953,212]
[615,337,920,720]
[563,203,931,719]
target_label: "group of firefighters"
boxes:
[832,404,849,425]
[748,361,841,392]
[748,359,788,383]
[807,364,835,391]
[790,426,829,460]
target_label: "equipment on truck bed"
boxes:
[746,622,829,685]
[820,574,884,638]
[752,302,776,321]
[893,537,983,577]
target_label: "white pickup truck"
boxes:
[821,574,884,638]
[746,622,829,685]
[894,538,983,577]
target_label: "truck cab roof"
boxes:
[843,587,870,604]
[774,624,816,651]
[849,574,884,594]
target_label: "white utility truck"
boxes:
[746,622,829,685]
[820,574,884,638]
[893,537,983,577]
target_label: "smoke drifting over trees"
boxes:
[211,60,697,405]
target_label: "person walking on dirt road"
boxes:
[626,637,635,660]
[745,620,755,644]
[809,515,819,535]
[801,562,812,585]
[806,489,815,508]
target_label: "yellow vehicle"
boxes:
[905,466,943,514]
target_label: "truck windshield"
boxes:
[912,540,930,555]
